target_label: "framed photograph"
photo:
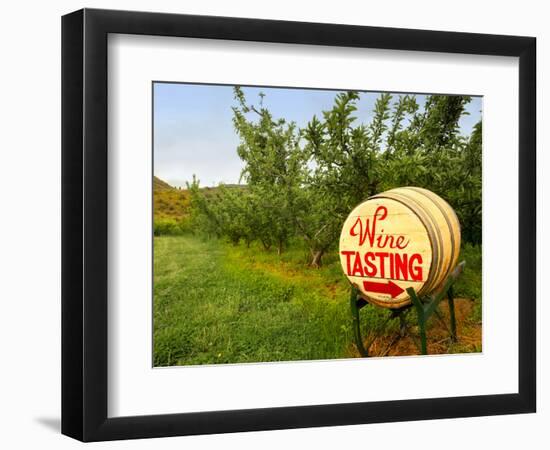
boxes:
[61,8,536,442]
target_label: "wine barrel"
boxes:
[339,187,461,308]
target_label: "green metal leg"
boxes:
[408,288,428,355]
[418,316,427,355]
[350,287,368,357]
[447,285,457,342]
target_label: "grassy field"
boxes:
[153,234,482,366]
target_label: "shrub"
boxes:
[154,217,191,236]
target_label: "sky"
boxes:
[153,83,482,188]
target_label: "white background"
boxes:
[0,0,546,449]
[109,35,518,417]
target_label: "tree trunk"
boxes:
[277,239,284,256]
[310,249,324,268]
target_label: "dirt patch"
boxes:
[349,298,482,357]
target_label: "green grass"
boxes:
[153,234,482,366]
[154,235,355,366]
[453,243,482,323]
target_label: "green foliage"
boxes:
[231,87,305,254]
[186,89,482,264]
[454,243,482,323]
[153,217,191,236]
[379,96,482,245]
[454,122,482,245]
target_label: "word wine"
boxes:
[340,206,424,282]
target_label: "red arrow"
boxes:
[363,280,404,298]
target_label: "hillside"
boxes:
[153,176,249,221]
[153,177,190,220]
[153,176,175,192]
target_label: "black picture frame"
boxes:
[61,8,536,442]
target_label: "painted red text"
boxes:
[340,250,423,281]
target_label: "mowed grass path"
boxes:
[153,235,355,366]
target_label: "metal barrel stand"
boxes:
[350,261,465,357]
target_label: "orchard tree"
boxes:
[186,175,221,239]
[298,92,375,266]
[453,120,482,245]
[231,87,305,254]
[382,94,481,245]
[213,185,251,245]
